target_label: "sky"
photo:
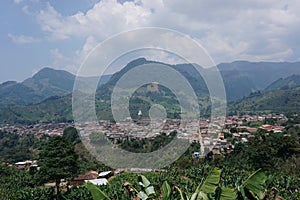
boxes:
[1,0,300,83]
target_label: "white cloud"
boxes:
[8,33,39,43]
[36,0,151,40]
[12,0,300,68]
[50,48,79,74]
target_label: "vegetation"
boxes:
[1,58,300,198]
[229,86,300,115]
[86,167,268,200]
[0,68,75,107]
[119,131,177,153]
[0,114,300,199]
[37,136,80,199]
[265,74,300,91]
[0,131,39,163]
[225,133,299,172]
[0,133,299,199]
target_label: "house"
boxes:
[241,138,248,143]
[70,170,99,185]
[85,178,108,186]
[246,127,258,133]
[15,161,27,170]
[15,160,37,170]
[98,171,112,179]
[114,168,125,175]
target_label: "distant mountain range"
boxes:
[0,68,111,107]
[218,61,300,100]
[0,58,300,124]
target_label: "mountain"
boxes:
[0,95,72,124]
[229,86,300,114]
[220,69,257,101]
[95,58,210,120]
[218,61,300,89]
[0,68,75,107]
[217,61,300,100]
[2,60,300,107]
[23,67,75,94]
[0,68,111,107]
[265,74,300,91]
[1,58,300,125]
[0,59,210,124]
[97,58,209,98]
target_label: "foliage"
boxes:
[63,127,81,144]
[0,131,38,163]
[37,135,80,197]
[86,167,268,200]
[0,120,299,199]
[137,175,156,200]
[225,133,298,171]
[119,132,176,153]
[238,169,267,199]
[230,86,300,114]
[86,182,111,200]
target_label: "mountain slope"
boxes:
[0,59,211,124]
[265,74,300,91]
[1,59,300,124]
[0,95,72,124]
[0,68,111,107]
[229,86,300,114]
[218,61,300,89]
[23,67,75,94]
[0,68,75,107]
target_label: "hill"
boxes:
[218,61,300,100]
[0,68,74,106]
[229,86,300,114]
[265,74,300,91]
[1,59,300,124]
[0,68,111,107]
[0,95,72,124]
[0,59,211,124]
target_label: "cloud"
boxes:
[36,1,151,40]
[13,0,300,68]
[8,33,40,43]
[21,5,32,15]
[50,48,79,74]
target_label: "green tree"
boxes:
[63,127,81,144]
[37,136,79,199]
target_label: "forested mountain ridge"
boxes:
[265,74,300,91]
[0,68,111,107]
[1,58,300,124]
[229,86,300,114]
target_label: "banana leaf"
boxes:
[200,167,221,194]
[86,181,111,200]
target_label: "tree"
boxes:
[38,136,79,199]
[63,127,81,144]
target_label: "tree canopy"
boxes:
[37,135,79,198]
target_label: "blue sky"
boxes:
[1,0,300,83]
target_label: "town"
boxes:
[1,113,292,161]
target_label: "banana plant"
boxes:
[86,181,111,200]
[173,167,238,200]
[137,175,156,200]
[161,181,172,200]
[236,169,267,200]
[85,168,267,200]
